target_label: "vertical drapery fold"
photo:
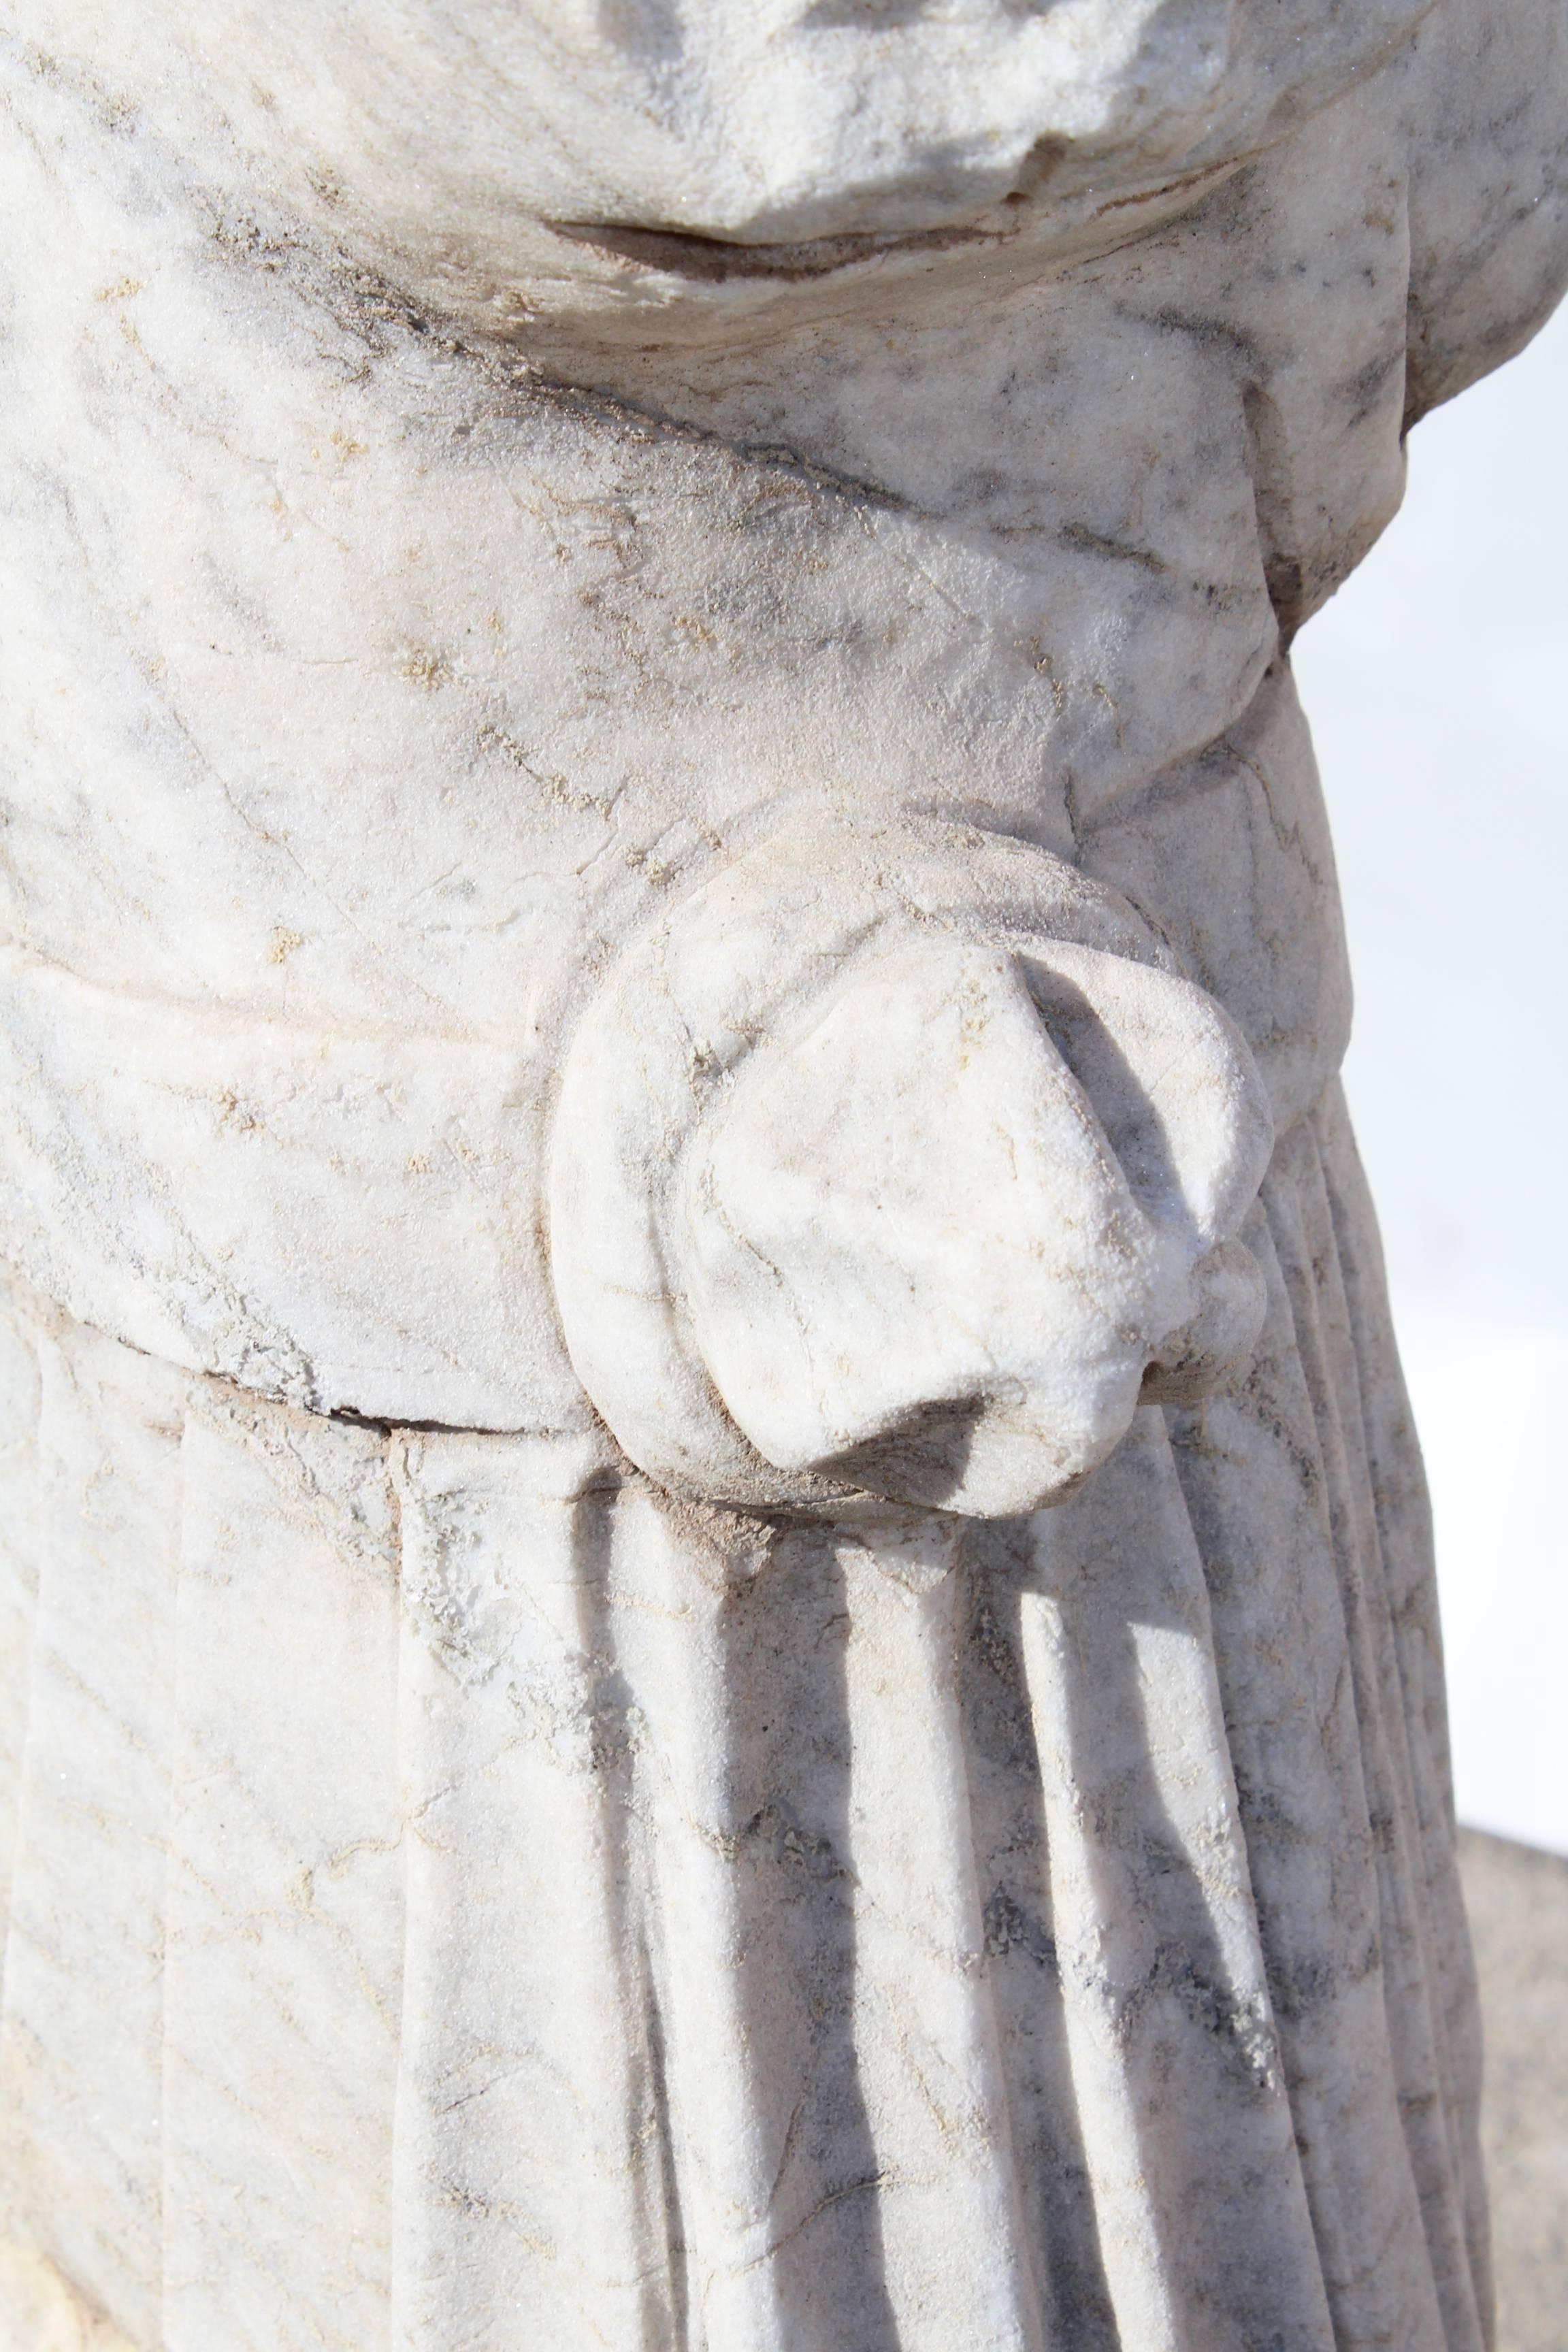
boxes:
[391,1430,677,2352]
[0,1282,44,1989]
[0,1313,183,2348]
[834,1522,1044,2352]
[1019,1411,1335,2352]
[161,1393,402,2351]
[0,1085,1489,2350]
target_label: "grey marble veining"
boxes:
[1,3,1564,2344]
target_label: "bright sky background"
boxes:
[1294,295,1568,1855]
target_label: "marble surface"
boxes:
[16,0,1435,340]
[1456,1831,1568,2352]
[1,0,1565,2344]
[0,1259,1486,2349]
[7,1828,1561,2352]
[1295,295,1568,1855]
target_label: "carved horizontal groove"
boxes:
[547,215,1002,281]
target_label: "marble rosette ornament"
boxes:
[0,3,1564,2347]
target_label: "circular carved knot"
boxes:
[549,818,1272,1517]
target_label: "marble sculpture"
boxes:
[1,3,1565,2346]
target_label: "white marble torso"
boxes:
[1,2,1565,2345]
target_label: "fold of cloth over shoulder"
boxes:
[1401,0,1568,424]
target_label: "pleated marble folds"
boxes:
[0,1083,1488,2351]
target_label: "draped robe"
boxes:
[1,3,1565,2343]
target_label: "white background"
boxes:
[1294,297,1568,1855]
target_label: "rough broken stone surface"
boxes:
[0,3,1565,2345]
[1457,1830,1568,2352]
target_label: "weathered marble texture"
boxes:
[0,1197,1488,2352]
[1456,1830,1568,2351]
[1,0,1565,2345]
